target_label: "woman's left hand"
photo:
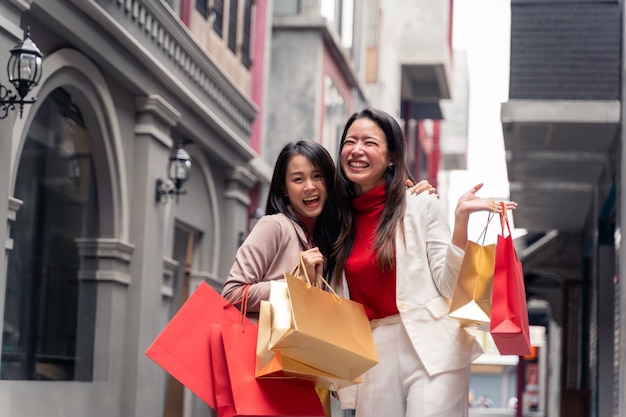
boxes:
[455,183,517,217]
[451,183,518,249]
[300,247,324,286]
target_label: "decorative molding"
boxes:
[162,256,178,298]
[75,238,136,286]
[190,271,223,292]
[135,95,181,147]
[224,166,257,204]
[111,0,256,134]
[7,196,22,222]
[5,197,23,251]
[7,0,32,13]
[135,94,181,128]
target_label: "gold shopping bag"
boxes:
[267,257,378,382]
[448,213,496,331]
[256,300,361,390]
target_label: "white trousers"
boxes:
[354,316,470,417]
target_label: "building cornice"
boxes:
[66,0,257,144]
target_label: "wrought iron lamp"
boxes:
[156,142,192,204]
[0,28,43,119]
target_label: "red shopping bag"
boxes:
[489,203,532,356]
[146,281,324,417]
[209,319,325,417]
[145,281,227,408]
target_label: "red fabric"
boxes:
[345,184,398,320]
[208,321,325,417]
[145,282,324,417]
[489,208,532,356]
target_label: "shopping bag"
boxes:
[211,314,325,417]
[268,256,378,381]
[489,203,532,355]
[256,299,361,390]
[207,325,233,416]
[145,282,324,416]
[145,281,233,408]
[448,212,496,330]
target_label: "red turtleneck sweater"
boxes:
[345,184,398,320]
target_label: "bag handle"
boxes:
[293,252,341,301]
[224,284,250,327]
[477,211,495,245]
[499,201,512,237]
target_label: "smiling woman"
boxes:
[329,107,516,417]
[284,154,328,219]
[222,139,338,315]
[341,117,391,196]
[221,139,338,416]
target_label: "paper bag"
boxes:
[145,281,324,416]
[490,203,532,356]
[145,281,229,408]
[209,319,325,417]
[268,266,378,381]
[449,213,496,330]
[256,299,361,390]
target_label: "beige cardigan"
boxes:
[221,213,310,314]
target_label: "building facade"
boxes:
[502,0,623,416]
[0,0,271,416]
[0,0,469,416]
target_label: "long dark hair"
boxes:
[329,108,413,283]
[265,140,338,259]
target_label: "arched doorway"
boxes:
[1,88,99,381]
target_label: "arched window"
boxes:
[1,88,99,381]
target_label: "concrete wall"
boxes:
[0,1,266,416]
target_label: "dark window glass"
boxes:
[228,0,239,53]
[213,0,225,37]
[196,0,208,17]
[242,0,252,68]
[1,88,99,381]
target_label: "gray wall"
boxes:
[509,0,621,100]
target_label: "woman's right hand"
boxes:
[300,247,324,286]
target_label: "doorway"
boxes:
[162,225,197,417]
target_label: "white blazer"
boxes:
[335,189,483,377]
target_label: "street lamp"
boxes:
[0,27,43,119]
[155,142,192,204]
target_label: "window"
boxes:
[196,0,209,17]
[321,0,354,49]
[213,0,225,37]
[323,75,347,159]
[273,0,300,14]
[164,0,181,15]
[241,0,252,68]
[1,88,99,381]
[365,0,378,47]
[228,0,239,53]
